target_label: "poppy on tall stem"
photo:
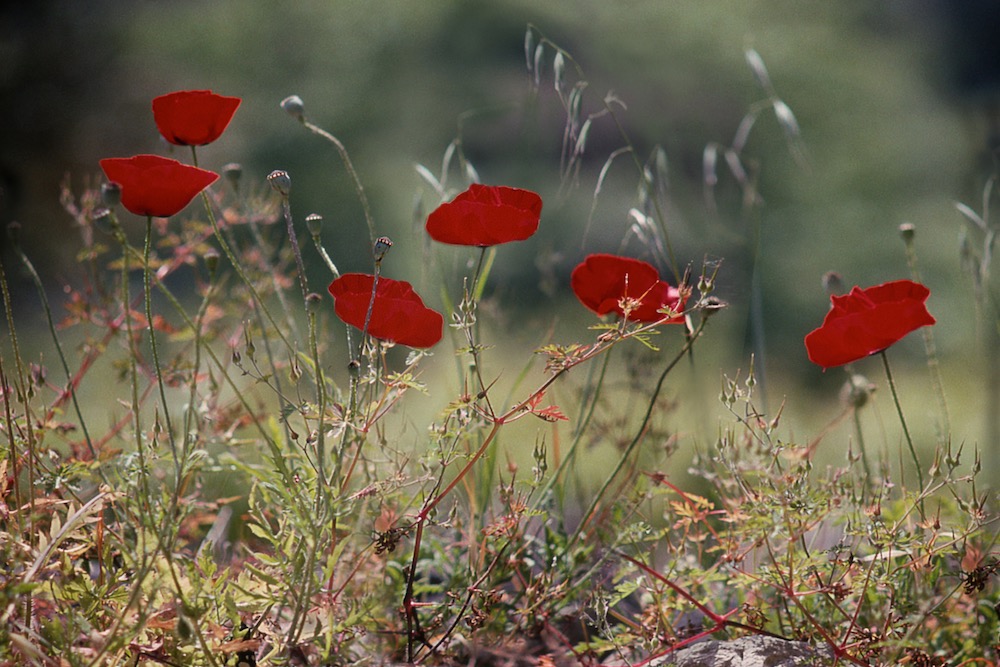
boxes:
[804,278,936,497]
[152,90,241,148]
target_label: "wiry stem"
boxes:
[143,215,179,469]
[879,350,925,499]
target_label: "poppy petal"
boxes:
[152,90,241,146]
[426,184,542,246]
[328,273,443,348]
[804,279,935,369]
[100,155,218,218]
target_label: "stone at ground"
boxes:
[649,635,833,667]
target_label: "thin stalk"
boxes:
[900,224,951,444]
[310,226,341,279]
[198,187,296,353]
[273,182,329,496]
[111,219,151,503]
[275,185,310,299]
[295,118,377,246]
[879,351,925,498]
[0,360,21,533]
[10,238,99,464]
[308,304,327,505]
[117,236,300,494]
[0,255,36,551]
[852,405,873,494]
[181,266,216,458]
[143,215,179,469]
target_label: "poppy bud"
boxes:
[840,374,875,409]
[101,181,122,208]
[373,236,393,263]
[92,208,113,232]
[306,213,323,236]
[222,163,242,190]
[267,170,291,196]
[280,95,305,121]
[822,271,844,296]
[702,296,726,316]
[899,222,915,243]
[305,292,322,312]
[204,249,220,276]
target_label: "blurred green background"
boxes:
[2,1,998,470]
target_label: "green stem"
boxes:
[0,250,37,544]
[199,188,295,353]
[118,236,300,494]
[144,215,178,468]
[900,226,951,444]
[309,305,327,505]
[851,402,873,495]
[299,118,376,246]
[879,350,925,495]
[11,238,99,463]
[311,229,341,278]
[278,193,310,299]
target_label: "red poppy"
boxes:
[328,273,443,348]
[571,254,686,323]
[804,279,936,369]
[152,90,241,146]
[100,155,219,217]
[426,183,542,246]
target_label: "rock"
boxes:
[649,635,834,667]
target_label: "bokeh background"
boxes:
[2,1,998,474]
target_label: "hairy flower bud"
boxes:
[101,181,122,208]
[267,170,291,196]
[899,222,915,243]
[373,236,393,263]
[306,213,323,236]
[222,163,242,190]
[280,95,305,121]
[822,271,844,296]
[204,249,220,276]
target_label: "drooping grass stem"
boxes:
[10,231,99,464]
[284,103,376,247]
